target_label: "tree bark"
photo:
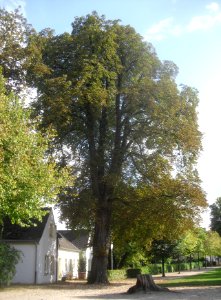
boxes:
[88,203,112,284]
[162,256,165,277]
[127,274,169,294]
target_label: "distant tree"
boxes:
[204,230,221,265]
[178,230,198,270]
[150,240,177,277]
[194,227,207,269]
[210,197,221,236]
[0,72,69,229]
[28,12,206,283]
[0,8,34,94]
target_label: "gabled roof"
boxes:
[58,229,90,250]
[57,232,80,252]
[2,208,52,243]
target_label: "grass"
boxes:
[159,268,221,287]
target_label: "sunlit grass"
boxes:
[159,268,221,287]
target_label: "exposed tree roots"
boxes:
[127,274,170,294]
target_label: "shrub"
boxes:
[0,242,21,286]
[78,251,86,272]
[108,269,126,280]
[126,268,141,278]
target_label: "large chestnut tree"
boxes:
[27,12,206,283]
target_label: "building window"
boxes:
[65,258,68,272]
[50,255,55,275]
[44,255,50,275]
[44,255,55,275]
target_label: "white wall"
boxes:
[36,210,57,284]
[11,243,36,284]
[10,210,57,284]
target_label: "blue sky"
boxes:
[1,0,221,228]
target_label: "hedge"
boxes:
[107,269,126,280]
[107,261,204,280]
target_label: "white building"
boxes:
[3,209,93,284]
[58,230,93,277]
[2,208,57,284]
[57,232,80,280]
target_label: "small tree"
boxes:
[178,230,198,270]
[150,239,177,277]
[0,242,21,286]
[204,230,221,265]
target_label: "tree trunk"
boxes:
[198,252,200,270]
[162,256,165,277]
[127,274,169,294]
[178,254,181,274]
[88,204,111,284]
[189,254,192,270]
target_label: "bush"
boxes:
[107,261,204,281]
[78,251,86,272]
[0,242,21,286]
[146,264,162,275]
[108,269,126,280]
[140,266,150,274]
[126,268,141,278]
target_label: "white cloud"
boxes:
[0,0,26,16]
[144,2,221,41]
[144,17,182,41]
[187,2,221,32]
[206,2,220,12]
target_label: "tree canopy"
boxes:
[0,71,69,227]
[2,10,207,283]
[0,8,34,94]
[210,197,221,235]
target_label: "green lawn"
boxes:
[159,268,221,287]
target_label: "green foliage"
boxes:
[150,240,178,261]
[178,230,199,256]
[107,269,126,280]
[0,8,34,93]
[204,230,221,257]
[28,12,206,231]
[107,262,204,280]
[145,262,203,275]
[210,197,221,235]
[78,251,86,272]
[25,11,206,283]
[126,268,141,278]
[0,242,21,286]
[0,71,70,226]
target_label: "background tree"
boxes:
[177,230,198,270]
[0,71,69,229]
[204,230,221,265]
[149,240,177,277]
[210,197,221,236]
[194,227,207,269]
[28,12,206,283]
[0,8,34,94]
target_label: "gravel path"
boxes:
[0,267,220,300]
